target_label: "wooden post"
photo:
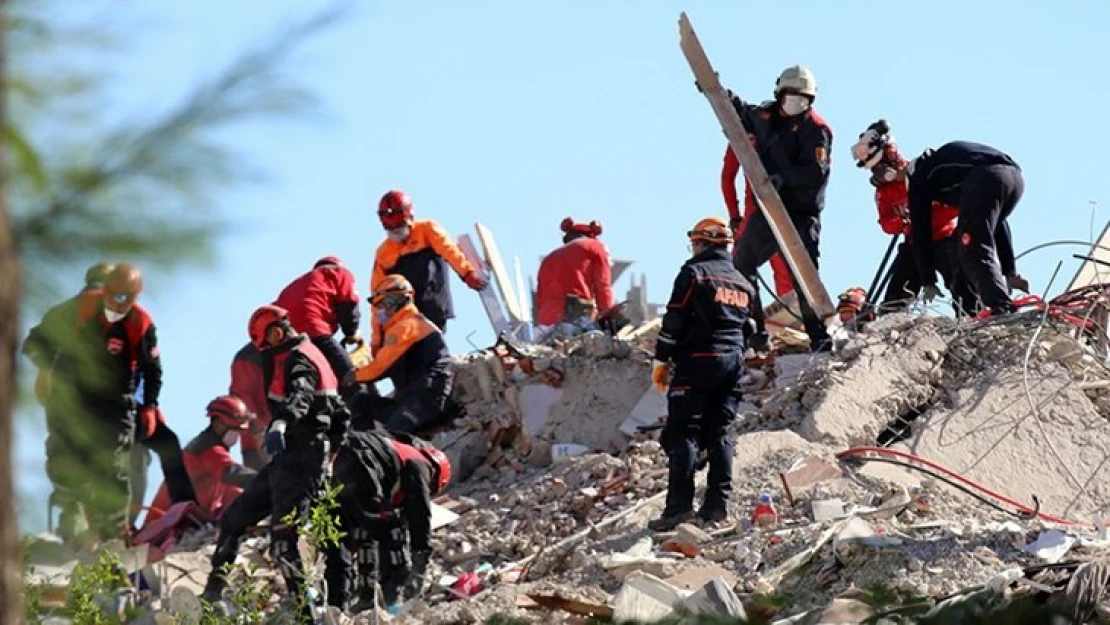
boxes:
[678,12,835,319]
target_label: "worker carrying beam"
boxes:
[905,141,1030,315]
[371,190,487,352]
[714,65,833,353]
[534,217,615,329]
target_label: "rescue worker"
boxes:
[229,341,272,470]
[353,275,454,435]
[146,395,257,524]
[534,217,615,329]
[23,262,115,539]
[722,134,794,299]
[371,189,486,352]
[203,305,351,616]
[709,64,833,352]
[850,120,963,314]
[330,429,451,612]
[274,255,362,402]
[67,263,196,539]
[906,140,1030,315]
[649,218,752,531]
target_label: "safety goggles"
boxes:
[107,292,135,305]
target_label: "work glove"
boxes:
[922,284,943,304]
[33,370,52,403]
[768,174,784,191]
[463,271,488,291]
[265,420,287,456]
[342,332,363,347]
[729,215,743,233]
[1007,274,1030,294]
[137,405,159,440]
[404,550,431,598]
[651,360,672,393]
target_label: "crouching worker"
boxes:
[351,275,454,435]
[203,305,352,618]
[146,395,257,524]
[650,218,752,531]
[330,428,451,613]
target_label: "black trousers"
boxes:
[205,437,351,612]
[661,352,744,517]
[954,164,1025,314]
[350,385,453,436]
[879,238,961,315]
[733,211,829,349]
[310,335,357,403]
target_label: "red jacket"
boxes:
[535,237,615,326]
[146,428,256,523]
[230,343,271,454]
[274,265,360,339]
[875,180,958,242]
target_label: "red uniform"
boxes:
[535,237,615,326]
[229,343,272,466]
[722,145,794,297]
[146,429,256,523]
[874,179,958,242]
[274,264,360,339]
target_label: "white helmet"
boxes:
[774,65,817,98]
[852,119,893,169]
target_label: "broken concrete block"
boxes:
[519,383,562,437]
[611,571,690,622]
[665,564,738,591]
[811,498,846,522]
[675,523,711,546]
[675,577,747,619]
[780,454,842,502]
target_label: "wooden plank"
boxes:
[458,233,513,336]
[677,13,834,319]
[475,222,525,323]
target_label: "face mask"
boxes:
[222,430,240,448]
[103,308,127,323]
[873,166,898,184]
[780,94,810,117]
[387,226,411,243]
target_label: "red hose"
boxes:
[836,446,1104,528]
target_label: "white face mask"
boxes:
[780,94,810,117]
[387,226,411,243]
[103,308,127,323]
[222,430,240,448]
[375,309,391,325]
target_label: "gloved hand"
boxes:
[922,284,943,303]
[768,174,784,191]
[342,332,363,347]
[137,405,158,440]
[265,420,287,456]
[651,360,672,393]
[403,550,430,598]
[33,370,52,403]
[463,271,488,290]
[729,215,742,233]
[1007,274,1030,293]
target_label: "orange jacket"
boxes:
[356,304,451,393]
[371,220,475,353]
[535,237,615,326]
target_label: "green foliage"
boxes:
[21,567,45,625]
[287,480,347,550]
[194,562,275,625]
[65,549,137,625]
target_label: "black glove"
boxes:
[403,550,430,599]
[729,215,742,232]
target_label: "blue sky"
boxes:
[15,0,1110,532]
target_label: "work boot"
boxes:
[648,510,694,532]
[694,450,709,472]
[697,505,729,526]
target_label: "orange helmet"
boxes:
[206,395,250,430]
[687,217,733,245]
[248,304,289,348]
[84,262,116,289]
[837,287,869,315]
[370,274,415,306]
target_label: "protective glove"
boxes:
[768,174,784,191]
[1007,274,1030,294]
[922,284,943,303]
[463,271,488,291]
[342,332,363,347]
[729,215,743,234]
[651,360,672,393]
[137,405,159,440]
[33,370,52,403]
[403,550,430,598]
[265,420,287,456]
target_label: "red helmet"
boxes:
[206,395,250,430]
[424,446,452,495]
[378,190,414,230]
[248,304,289,348]
[314,255,343,269]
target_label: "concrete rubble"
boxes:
[25,309,1110,624]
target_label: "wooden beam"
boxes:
[677,12,835,319]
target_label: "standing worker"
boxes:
[203,304,352,617]
[649,218,752,531]
[906,141,1030,315]
[534,217,615,330]
[371,190,487,353]
[274,255,363,401]
[850,120,962,314]
[711,64,833,352]
[228,341,272,470]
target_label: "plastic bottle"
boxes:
[751,492,778,527]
